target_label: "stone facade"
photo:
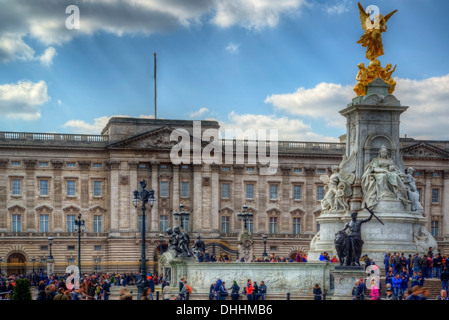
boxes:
[0,117,448,274]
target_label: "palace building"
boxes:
[0,116,448,274]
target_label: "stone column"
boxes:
[150,161,159,232]
[210,164,220,232]
[304,166,316,234]
[424,170,433,229]
[193,164,203,232]
[128,161,139,231]
[257,164,268,233]
[107,160,121,232]
[442,170,449,237]
[24,159,37,232]
[0,159,8,231]
[172,164,180,227]
[51,160,64,232]
[280,165,292,234]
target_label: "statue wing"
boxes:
[319,174,329,185]
[383,9,397,23]
[339,150,357,174]
[358,2,371,31]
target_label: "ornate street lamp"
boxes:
[74,213,85,277]
[132,180,156,299]
[173,203,190,230]
[237,203,253,230]
[262,235,268,258]
[0,257,3,275]
[31,257,36,273]
[48,236,54,261]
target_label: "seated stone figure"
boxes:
[362,145,409,210]
[403,167,424,213]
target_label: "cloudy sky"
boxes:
[0,0,448,141]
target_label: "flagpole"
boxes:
[154,52,157,120]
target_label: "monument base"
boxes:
[331,266,365,300]
[308,208,437,266]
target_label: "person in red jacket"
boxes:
[246,279,254,300]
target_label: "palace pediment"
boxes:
[106,125,210,150]
[401,142,449,160]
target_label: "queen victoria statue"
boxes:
[362,145,409,210]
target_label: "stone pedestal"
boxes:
[47,261,55,276]
[331,266,365,300]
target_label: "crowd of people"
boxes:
[0,271,164,300]
[351,247,449,300]
[206,277,267,301]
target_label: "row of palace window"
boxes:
[10,212,441,237]
[11,179,103,197]
[154,215,307,235]
[11,215,103,233]
[222,183,321,201]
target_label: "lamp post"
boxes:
[132,179,156,300]
[237,203,253,230]
[262,235,268,258]
[173,203,190,230]
[47,236,54,276]
[0,257,3,275]
[31,257,36,273]
[74,213,85,278]
[48,236,54,260]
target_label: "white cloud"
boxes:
[324,0,351,15]
[225,42,240,54]
[219,111,339,142]
[189,107,210,118]
[63,114,154,134]
[0,80,50,120]
[265,82,353,128]
[264,74,449,140]
[0,33,35,62]
[212,0,305,29]
[39,47,57,66]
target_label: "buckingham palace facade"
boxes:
[0,117,448,274]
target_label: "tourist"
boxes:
[411,271,419,288]
[213,277,223,300]
[209,282,215,300]
[369,279,380,300]
[354,278,366,300]
[313,283,322,300]
[441,267,449,293]
[218,281,228,300]
[384,287,394,300]
[384,253,391,276]
[259,281,267,300]
[118,287,133,300]
[252,281,259,300]
[140,287,152,300]
[54,287,69,300]
[179,279,189,300]
[436,289,448,300]
[392,273,402,300]
[417,270,425,287]
[406,285,423,300]
[412,253,421,274]
[162,281,172,300]
[433,253,443,279]
[230,281,240,300]
[385,270,394,287]
[400,274,408,299]
[246,279,254,300]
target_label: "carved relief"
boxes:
[120,175,129,185]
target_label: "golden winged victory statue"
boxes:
[354,2,398,96]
